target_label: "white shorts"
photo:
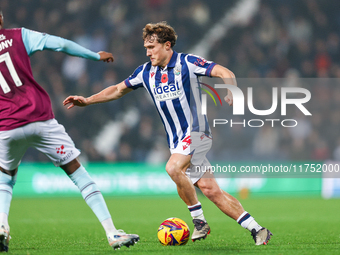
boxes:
[170,132,212,184]
[0,119,80,170]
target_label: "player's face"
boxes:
[144,35,172,68]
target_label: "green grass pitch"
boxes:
[8,195,340,254]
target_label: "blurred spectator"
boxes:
[288,16,312,43]
[62,55,87,81]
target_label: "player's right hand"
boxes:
[98,51,114,63]
[224,90,233,106]
[63,96,88,109]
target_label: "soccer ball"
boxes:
[157,217,190,246]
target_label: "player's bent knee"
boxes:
[165,163,176,177]
[165,163,182,180]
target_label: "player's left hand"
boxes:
[98,51,114,63]
[224,90,233,106]
[63,96,88,109]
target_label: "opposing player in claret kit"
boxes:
[64,21,273,245]
[0,8,139,252]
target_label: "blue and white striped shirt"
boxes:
[125,51,216,149]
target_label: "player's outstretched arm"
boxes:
[63,81,132,109]
[22,28,113,62]
[210,64,236,106]
[44,35,113,62]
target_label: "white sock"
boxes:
[188,202,206,222]
[247,219,262,232]
[237,211,262,232]
[0,213,8,227]
[101,218,117,234]
[0,172,16,228]
[193,213,206,222]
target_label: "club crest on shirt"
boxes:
[174,64,181,76]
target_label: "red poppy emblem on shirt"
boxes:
[161,74,168,83]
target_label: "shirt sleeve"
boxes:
[186,54,216,77]
[124,65,145,90]
[21,27,49,55]
[21,28,100,60]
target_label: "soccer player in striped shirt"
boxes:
[64,22,273,245]
[0,8,138,251]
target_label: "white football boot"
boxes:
[107,230,139,250]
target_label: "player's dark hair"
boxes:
[143,21,177,48]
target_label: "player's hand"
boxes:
[63,96,88,109]
[224,90,233,106]
[98,51,114,63]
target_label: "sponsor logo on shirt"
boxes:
[0,34,6,41]
[154,82,182,101]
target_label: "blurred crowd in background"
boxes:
[2,0,340,163]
